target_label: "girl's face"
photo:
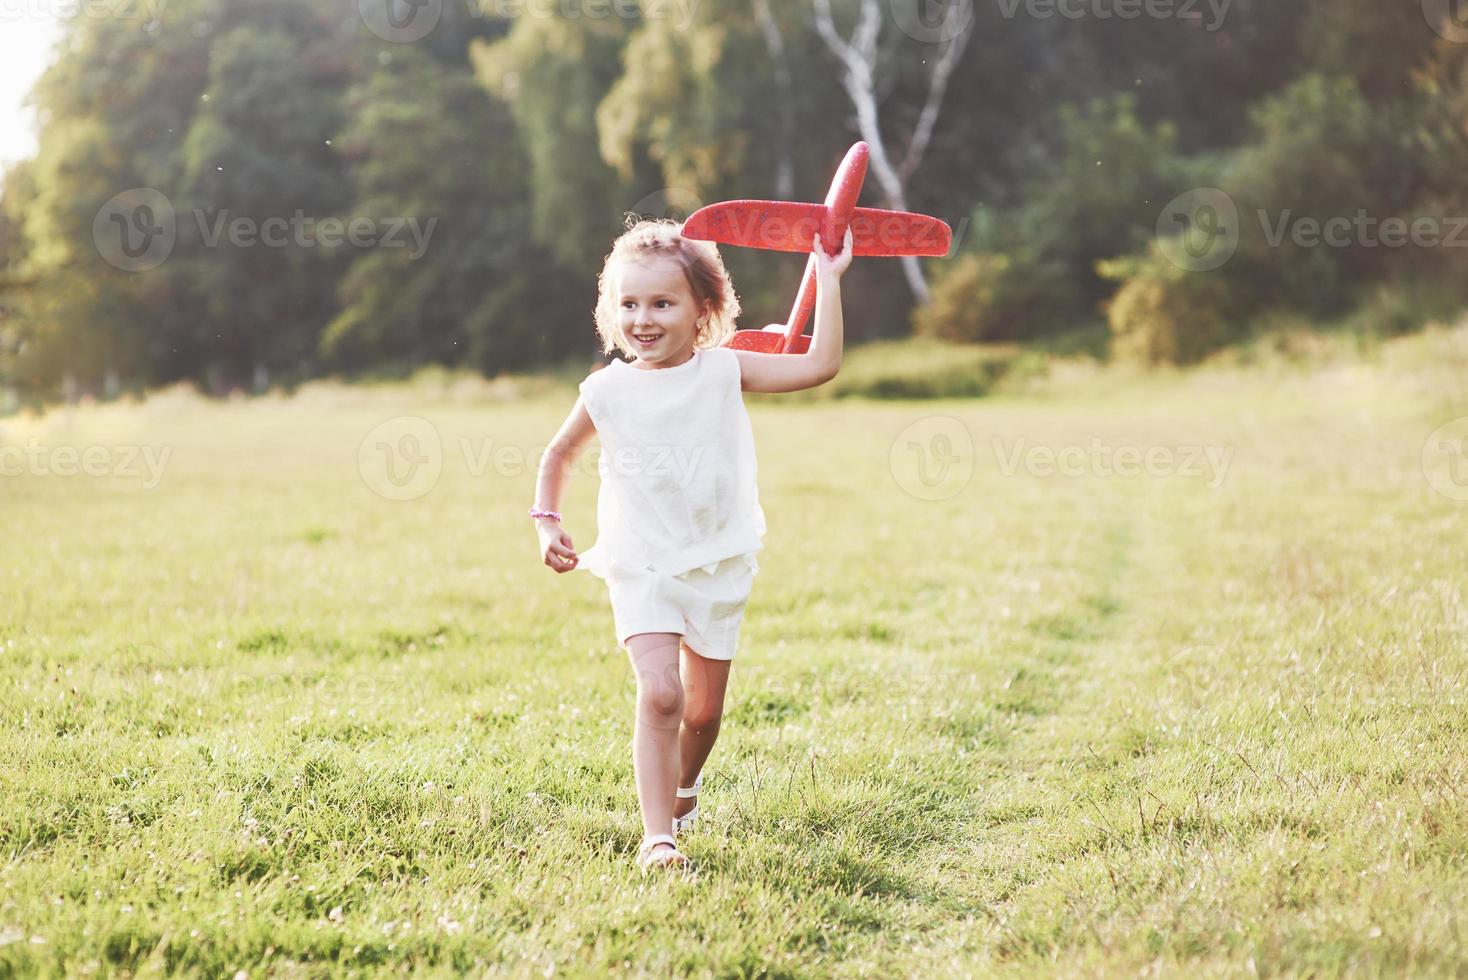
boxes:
[615,256,706,370]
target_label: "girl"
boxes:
[530,216,852,873]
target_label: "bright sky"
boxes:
[0,14,61,172]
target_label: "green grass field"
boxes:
[3,326,1467,977]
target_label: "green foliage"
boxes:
[1299,0,1440,101]
[471,16,635,272]
[912,251,1074,344]
[1099,245,1241,366]
[1016,94,1194,304]
[1236,74,1397,219]
[1214,74,1442,325]
[939,93,1205,344]
[1416,45,1468,216]
[320,45,577,376]
[1336,276,1468,339]
[16,113,157,390]
[176,21,354,382]
[1094,67,1464,363]
[734,336,1049,402]
[597,9,749,196]
[0,161,37,391]
[3,0,1468,401]
[821,336,1021,399]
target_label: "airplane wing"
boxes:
[683,201,951,257]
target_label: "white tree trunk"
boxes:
[812,0,972,305]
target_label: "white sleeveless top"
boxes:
[574,346,766,579]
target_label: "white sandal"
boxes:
[672,771,703,836]
[636,832,693,873]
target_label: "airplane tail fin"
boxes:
[724,326,811,354]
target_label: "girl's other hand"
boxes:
[538,521,579,572]
[812,228,854,280]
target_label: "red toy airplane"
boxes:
[681,141,952,354]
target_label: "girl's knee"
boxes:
[636,682,684,722]
[626,632,684,720]
[682,699,723,734]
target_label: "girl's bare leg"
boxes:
[625,632,685,846]
[675,639,732,820]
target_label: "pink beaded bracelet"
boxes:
[528,507,562,522]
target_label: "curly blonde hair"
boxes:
[593,215,741,359]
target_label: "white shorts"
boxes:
[604,554,759,661]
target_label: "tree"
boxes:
[811,0,972,304]
[471,15,638,274]
[322,44,582,375]
[176,18,355,389]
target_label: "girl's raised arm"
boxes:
[733,229,853,394]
